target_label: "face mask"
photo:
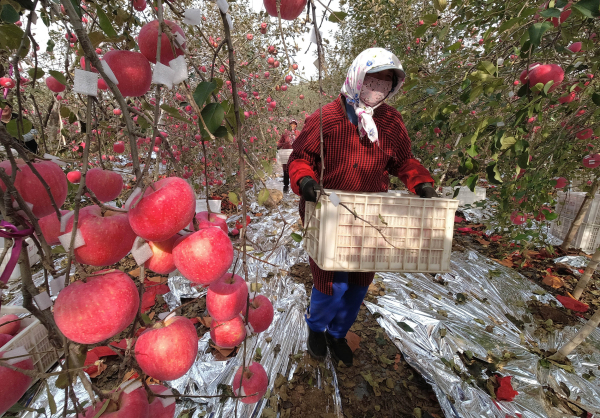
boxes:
[359,75,393,107]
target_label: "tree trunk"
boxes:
[560,179,599,252]
[549,307,600,361]
[572,245,600,300]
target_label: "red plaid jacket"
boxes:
[277,129,300,150]
[288,95,434,295]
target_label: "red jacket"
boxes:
[277,129,300,149]
[287,95,434,295]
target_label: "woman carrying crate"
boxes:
[277,119,301,192]
[287,48,437,366]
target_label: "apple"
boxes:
[86,168,124,202]
[172,227,234,285]
[210,315,245,348]
[54,270,140,344]
[138,20,186,65]
[207,273,248,322]
[299,94,304,99]
[247,34,254,40]
[145,234,180,275]
[246,295,274,333]
[0,78,15,88]
[267,57,275,65]
[102,50,152,97]
[510,211,527,225]
[135,316,198,381]
[0,334,13,346]
[133,0,147,11]
[583,154,600,168]
[568,42,582,53]
[519,63,541,85]
[0,159,68,218]
[0,315,20,335]
[114,141,125,153]
[264,71,270,78]
[232,362,268,404]
[67,171,81,184]
[189,211,228,234]
[0,350,34,415]
[559,92,576,104]
[98,79,108,90]
[527,64,564,91]
[113,109,122,116]
[74,385,149,418]
[65,205,137,266]
[285,75,293,83]
[292,63,298,70]
[39,209,70,245]
[148,385,176,418]
[129,177,195,242]
[576,128,593,140]
[45,76,65,93]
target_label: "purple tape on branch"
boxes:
[0,221,34,285]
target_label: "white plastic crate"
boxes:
[0,237,41,281]
[195,199,222,214]
[555,191,600,224]
[304,190,459,272]
[276,149,292,165]
[441,186,486,206]
[550,216,600,253]
[0,306,61,382]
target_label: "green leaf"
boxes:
[60,106,71,118]
[456,293,467,303]
[48,70,68,86]
[498,17,521,33]
[46,381,57,414]
[479,61,496,75]
[1,4,20,24]
[51,245,66,254]
[201,103,225,134]
[160,104,190,122]
[137,115,150,130]
[290,232,303,242]
[486,162,503,185]
[328,11,347,22]
[315,202,322,210]
[438,25,450,40]
[28,68,45,80]
[70,0,83,18]
[228,192,239,205]
[46,39,55,52]
[396,321,415,332]
[528,22,553,49]
[213,126,228,138]
[572,0,600,18]
[96,5,118,38]
[465,175,478,191]
[543,80,555,94]
[258,188,270,206]
[141,313,152,325]
[193,81,217,108]
[0,24,25,50]
[592,93,600,106]
[447,41,461,51]
[540,8,562,17]
[6,119,32,138]
[92,401,109,418]
[88,32,107,48]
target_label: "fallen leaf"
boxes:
[147,276,168,284]
[476,238,490,246]
[86,361,107,378]
[210,342,235,360]
[454,216,465,223]
[555,295,589,312]
[495,375,518,401]
[494,258,515,268]
[542,275,565,289]
[129,267,141,277]
[198,316,212,327]
[394,354,401,371]
[345,331,361,352]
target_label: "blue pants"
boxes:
[305,272,369,338]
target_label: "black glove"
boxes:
[415,183,438,198]
[299,176,320,202]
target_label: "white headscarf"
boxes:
[340,48,406,142]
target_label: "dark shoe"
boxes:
[307,328,327,360]
[283,185,289,193]
[325,332,353,366]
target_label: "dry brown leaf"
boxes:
[394,354,401,371]
[493,258,514,268]
[148,311,155,320]
[475,238,490,246]
[121,370,137,383]
[210,343,235,361]
[542,275,565,289]
[87,361,107,378]
[198,316,212,327]
[147,276,168,283]
[345,331,361,353]
[129,267,141,277]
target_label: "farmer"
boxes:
[1,97,39,154]
[287,48,437,366]
[276,119,301,192]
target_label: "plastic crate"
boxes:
[550,216,600,253]
[555,191,600,224]
[441,186,486,206]
[276,149,293,165]
[0,237,41,281]
[304,190,459,272]
[0,306,61,381]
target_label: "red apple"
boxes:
[207,273,248,322]
[135,316,198,381]
[54,270,140,344]
[189,211,228,234]
[510,211,527,225]
[45,76,65,93]
[86,168,123,202]
[98,79,108,90]
[114,141,125,153]
[148,385,176,418]
[133,0,147,11]
[247,34,254,40]
[0,77,15,88]
[210,315,245,348]
[67,171,81,184]
[145,234,180,275]
[129,177,196,242]
[576,128,593,140]
[74,384,149,418]
[0,334,13,346]
[172,227,234,285]
[39,209,70,245]
[553,177,567,189]
[138,20,186,65]
[0,159,68,218]
[568,42,582,53]
[65,205,137,266]
[232,362,268,404]
[246,295,274,333]
[0,315,20,335]
[102,50,152,97]
[285,75,293,83]
[527,63,564,91]
[0,350,34,415]
[299,94,304,100]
